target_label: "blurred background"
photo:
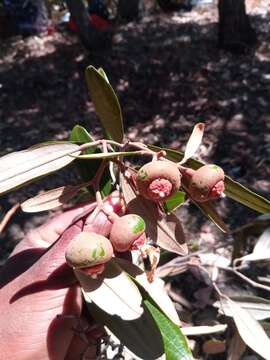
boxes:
[0,0,269,267]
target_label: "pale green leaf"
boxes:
[0,143,80,195]
[194,200,229,233]
[215,295,270,321]
[21,184,82,212]
[77,259,165,359]
[180,123,205,165]
[114,258,181,326]
[219,297,270,359]
[75,260,143,321]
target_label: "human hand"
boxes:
[0,192,125,360]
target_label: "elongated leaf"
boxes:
[98,67,109,82]
[164,191,187,213]
[227,329,246,360]
[225,176,270,214]
[194,200,229,233]
[75,260,143,321]
[120,173,188,255]
[238,227,270,263]
[180,123,205,165]
[21,184,82,212]
[182,324,227,336]
[149,145,270,214]
[215,295,270,321]
[70,125,97,181]
[220,297,270,359]
[70,125,112,197]
[85,66,124,142]
[262,322,270,337]
[0,143,80,195]
[70,124,95,145]
[145,300,193,360]
[87,301,165,359]
[114,258,180,326]
[77,260,165,359]
[73,150,145,159]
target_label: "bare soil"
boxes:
[0,1,269,261]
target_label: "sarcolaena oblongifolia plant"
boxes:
[1,66,269,359]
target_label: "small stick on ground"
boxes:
[0,203,20,235]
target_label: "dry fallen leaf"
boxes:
[220,296,270,360]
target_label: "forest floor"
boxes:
[1,1,269,255]
[0,1,270,359]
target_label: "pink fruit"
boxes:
[65,232,113,271]
[110,214,146,252]
[188,164,225,202]
[136,161,181,202]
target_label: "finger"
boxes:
[16,201,97,253]
[7,219,83,298]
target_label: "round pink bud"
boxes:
[136,161,181,202]
[109,214,146,252]
[83,191,126,236]
[65,232,113,270]
[188,164,225,202]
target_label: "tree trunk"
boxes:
[66,0,97,49]
[35,0,49,33]
[218,0,257,53]
[118,0,144,22]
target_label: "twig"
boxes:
[157,236,235,276]
[216,265,270,293]
[0,203,20,235]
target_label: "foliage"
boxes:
[1,65,270,359]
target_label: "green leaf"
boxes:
[21,184,83,212]
[85,66,124,142]
[98,67,109,82]
[69,125,95,145]
[0,143,80,195]
[70,125,112,197]
[164,191,187,213]
[149,145,270,214]
[194,200,229,233]
[76,260,165,359]
[114,258,181,326]
[224,176,270,214]
[70,125,98,182]
[144,300,193,360]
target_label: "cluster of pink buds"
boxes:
[65,192,146,276]
[135,160,224,203]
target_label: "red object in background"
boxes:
[91,14,111,30]
[47,25,55,35]
[68,14,111,33]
